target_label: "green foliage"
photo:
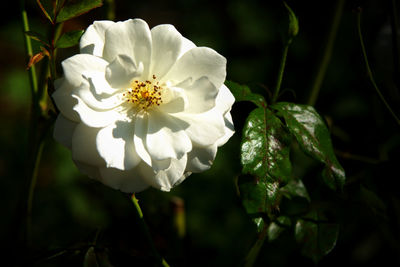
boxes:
[13,0,399,266]
[36,0,103,24]
[267,216,290,242]
[280,179,310,202]
[25,31,49,46]
[357,185,387,219]
[238,174,280,217]
[272,102,345,191]
[56,30,84,48]
[56,0,103,23]
[252,217,266,233]
[36,0,54,23]
[241,108,292,183]
[225,80,266,108]
[83,247,98,267]
[83,247,113,267]
[294,210,339,263]
[238,106,293,220]
[235,84,345,263]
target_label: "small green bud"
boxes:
[284,1,299,40]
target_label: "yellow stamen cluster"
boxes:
[123,75,163,110]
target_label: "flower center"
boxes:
[123,75,163,110]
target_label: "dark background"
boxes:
[1,0,400,266]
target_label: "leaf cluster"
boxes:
[227,80,345,263]
[25,0,102,70]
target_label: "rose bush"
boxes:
[52,19,235,192]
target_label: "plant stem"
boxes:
[26,141,44,247]
[130,194,170,267]
[307,0,345,106]
[21,0,41,249]
[49,23,63,82]
[357,11,400,126]
[243,224,268,267]
[272,43,290,103]
[22,5,38,98]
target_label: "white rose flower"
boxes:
[53,19,235,192]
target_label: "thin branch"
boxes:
[272,43,290,103]
[307,0,345,106]
[357,11,400,126]
[243,223,268,267]
[130,194,170,267]
[22,5,39,97]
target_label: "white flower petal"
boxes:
[86,72,116,95]
[105,54,143,88]
[179,36,196,57]
[96,121,141,170]
[146,110,192,161]
[216,84,235,113]
[54,115,77,149]
[140,154,188,191]
[217,111,235,147]
[103,19,152,78]
[158,86,188,113]
[62,54,108,88]
[52,78,80,122]
[71,124,105,167]
[152,158,171,171]
[162,47,226,89]
[150,24,184,79]
[99,165,149,193]
[74,160,102,180]
[173,109,225,147]
[177,77,218,113]
[74,77,124,111]
[186,144,217,172]
[133,112,152,165]
[73,95,123,128]
[53,19,235,193]
[80,20,115,56]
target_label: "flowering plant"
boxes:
[53,19,234,192]
[17,0,400,266]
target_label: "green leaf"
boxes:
[267,216,291,242]
[252,217,266,233]
[280,179,310,202]
[25,31,49,46]
[294,210,339,263]
[239,107,293,220]
[241,107,292,183]
[36,0,54,23]
[272,102,345,191]
[83,247,99,267]
[225,80,267,108]
[238,174,280,216]
[283,1,299,40]
[55,0,67,15]
[95,249,113,267]
[56,0,103,23]
[55,30,84,48]
[358,185,387,218]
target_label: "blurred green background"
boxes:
[1,0,400,266]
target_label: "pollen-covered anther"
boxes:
[124,75,163,109]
